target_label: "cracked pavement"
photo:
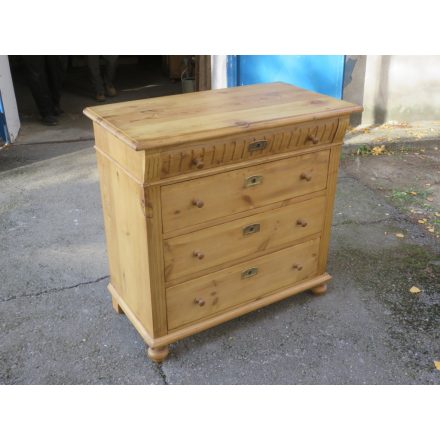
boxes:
[0,141,439,384]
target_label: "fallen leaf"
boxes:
[435,212,440,217]
[428,227,435,233]
[418,219,426,224]
[409,191,417,195]
[371,145,386,156]
[395,233,404,238]
[434,360,440,370]
[427,197,434,202]
[409,286,421,294]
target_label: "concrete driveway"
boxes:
[0,140,439,384]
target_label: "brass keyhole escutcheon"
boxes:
[243,223,261,235]
[244,175,263,188]
[241,267,258,279]
[248,140,268,152]
[192,157,204,169]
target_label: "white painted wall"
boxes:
[0,55,20,142]
[211,55,227,89]
[362,55,440,124]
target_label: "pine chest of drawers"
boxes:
[84,82,362,362]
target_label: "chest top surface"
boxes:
[83,82,362,151]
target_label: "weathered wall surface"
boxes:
[342,55,367,126]
[362,55,440,125]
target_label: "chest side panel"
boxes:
[95,148,154,335]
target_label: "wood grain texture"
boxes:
[83,82,363,151]
[164,195,326,283]
[333,116,350,144]
[161,149,330,233]
[93,123,146,183]
[159,118,339,178]
[311,283,327,295]
[85,83,361,360]
[95,149,154,334]
[318,143,342,274]
[163,188,327,239]
[143,184,168,336]
[147,345,169,362]
[108,274,332,348]
[166,238,320,330]
[153,143,337,188]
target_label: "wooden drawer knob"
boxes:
[307,134,319,144]
[193,250,205,260]
[192,158,204,169]
[296,218,308,227]
[300,172,312,182]
[192,199,204,208]
[292,264,303,271]
[194,298,205,307]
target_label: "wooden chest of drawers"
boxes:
[84,82,361,362]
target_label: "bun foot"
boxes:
[311,283,327,296]
[111,296,124,314]
[148,345,169,363]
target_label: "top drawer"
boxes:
[159,118,339,178]
[161,149,330,234]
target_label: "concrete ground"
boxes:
[1,131,439,384]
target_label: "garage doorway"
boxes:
[7,55,211,145]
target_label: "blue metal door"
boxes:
[227,55,345,99]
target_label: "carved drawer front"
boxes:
[161,149,330,233]
[166,237,320,330]
[159,118,339,178]
[164,195,326,283]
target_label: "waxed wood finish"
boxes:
[166,238,320,330]
[163,195,326,283]
[95,149,155,334]
[161,149,330,233]
[159,117,339,178]
[84,82,361,361]
[84,82,362,151]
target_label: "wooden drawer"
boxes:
[166,237,320,330]
[164,195,326,283]
[161,149,330,233]
[159,118,339,178]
